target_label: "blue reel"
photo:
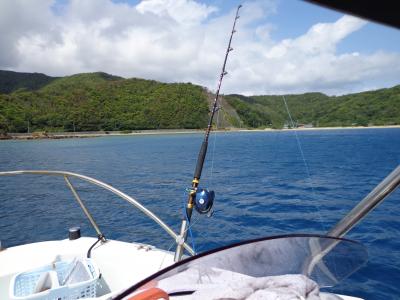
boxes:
[195,189,215,214]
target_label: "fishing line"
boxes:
[178,196,225,253]
[158,238,180,271]
[179,210,225,254]
[158,208,206,270]
[282,96,327,231]
[182,191,197,252]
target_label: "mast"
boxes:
[174,5,242,261]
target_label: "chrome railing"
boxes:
[328,164,400,238]
[0,170,195,256]
[305,164,400,276]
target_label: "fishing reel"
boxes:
[194,188,215,215]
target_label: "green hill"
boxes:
[0,72,208,133]
[226,87,400,128]
[0,70,399,134]
[0,70,57,94]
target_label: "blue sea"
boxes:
[0,128,399,299]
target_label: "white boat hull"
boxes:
[0,237,175,299]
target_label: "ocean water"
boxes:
[0,128,399,299]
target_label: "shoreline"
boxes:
[238,125,400,132]
[2,125,400,140]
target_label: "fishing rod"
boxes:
[174,4,242,262]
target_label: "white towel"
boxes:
[158,267,326,300]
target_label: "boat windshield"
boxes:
[115,234,367,298]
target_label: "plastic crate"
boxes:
[9,258,100,300]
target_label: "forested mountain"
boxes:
[0,72,209,133]
[0,70,399,134]
[226,86,400,128]
[0,70,57,94]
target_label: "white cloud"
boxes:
[224,14,400,95]
[0,0,55,67]
[0,0,399,95]
[136,0,218,25]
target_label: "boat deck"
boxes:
[0,237,175,299]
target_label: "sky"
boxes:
[1,0,399,95]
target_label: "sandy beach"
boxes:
[2,125,399,140]
[239,125,400,132]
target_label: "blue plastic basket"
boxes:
[10,258,99,300]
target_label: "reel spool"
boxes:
[194,189,215,214]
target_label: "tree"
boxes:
[0,114,9,135]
